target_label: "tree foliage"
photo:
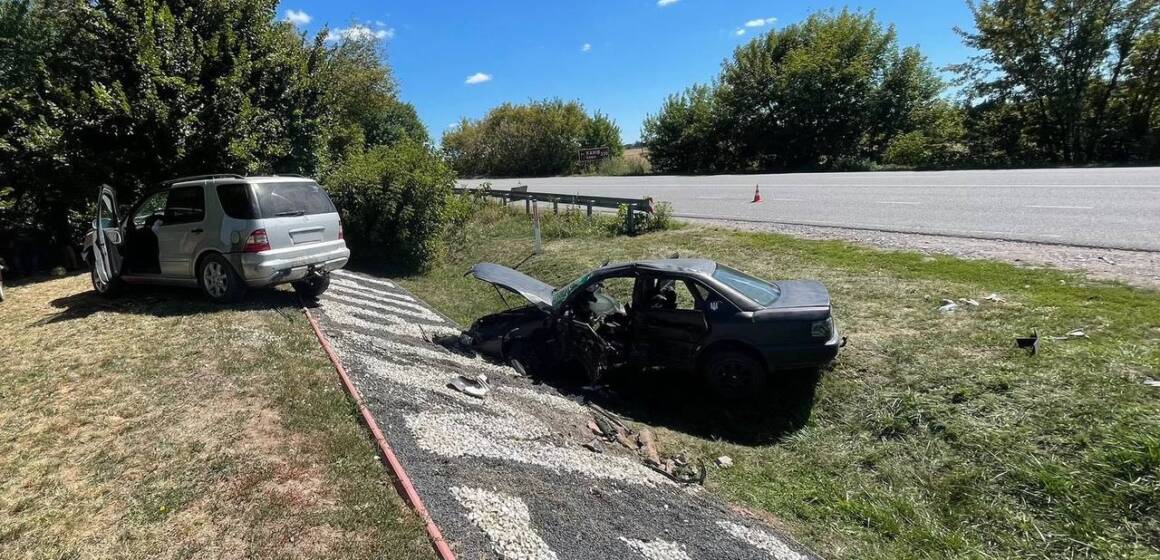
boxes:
[442,99,624,177]
[644,10,951,173]
[952,0,1160,163]
[0,0,436,268]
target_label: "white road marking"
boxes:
[719,521,808,560]
[331,276,417,302]
[620,537,692,560]
[762,198,804,202]
[1024,204,1094,210]
[320,298,460,340]
[327,284,442,319]
[874,201,921,205]
[451,487,559,560]
[333,269,397,288]
[323,291,449,324]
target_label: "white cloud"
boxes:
[328,24,395,42]
[465,72,492,85]
[744,17,776,27]
[657,0,678,6]
[734,28,746,36]
[581,43,592,52]
[284,9,311,26]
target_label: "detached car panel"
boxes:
[464,259,842,400]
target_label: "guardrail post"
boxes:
[525,199,530,215]
[553,199,559,214]
[626,206,636,235]
[586,202,593,218]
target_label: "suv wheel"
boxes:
[703,349,768,401]
[198,254,245,303]
[292,274,330,300]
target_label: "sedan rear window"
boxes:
[712,265,781,306]
[254,181,336,218]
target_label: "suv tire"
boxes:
[292,274,330,300]
[702,349,768,401]
[198,254,245,303]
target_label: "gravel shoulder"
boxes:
[312,270,819,560]
[692,218,1160,290]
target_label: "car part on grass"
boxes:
[1145,378,1160,388]
[939,299,958,313]
[1016,331,1040,355]
[716,456,734,469]
[463,259,842,401]
[1048,329,1089,340]
[449,374,491,399]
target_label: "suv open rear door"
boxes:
[92,185,124,290]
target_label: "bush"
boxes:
[325,141,455,271]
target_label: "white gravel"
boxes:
[718,521,808,560]
[620,537,692,560]
[451,486,559,560]
[333,269,397,288]
[325,288,449,324]
[330,277,422,305]
[319,297,460,339]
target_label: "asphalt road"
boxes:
[458,167,1160,251]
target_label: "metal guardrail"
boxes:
[452,186,656,233]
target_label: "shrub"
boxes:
[325,141,455,271]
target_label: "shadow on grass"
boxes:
[40,284,302,325]
[503,356,824,446]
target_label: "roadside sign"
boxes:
[578,146,611,163]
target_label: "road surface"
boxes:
[458,167,1160,251]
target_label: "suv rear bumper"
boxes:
[233,242,350,287]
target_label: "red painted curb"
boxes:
[303,305,458,560]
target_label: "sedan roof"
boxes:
[599,259,718,276]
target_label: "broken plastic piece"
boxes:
[1015,331,1039,356]
[448,374,490,399]
[984,293,1006,303]
[716,456,734,469]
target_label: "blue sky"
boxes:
[278,1,977,143]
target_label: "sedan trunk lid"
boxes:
[467,263,557,311]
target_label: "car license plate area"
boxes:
[289,227,324,245]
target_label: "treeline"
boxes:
[643,3,1160,173]
[1,0,452,272]
[442,100,624,177]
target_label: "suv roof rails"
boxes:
[161,173,245,186]
[271,173,309,178]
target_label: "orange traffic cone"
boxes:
[751,184,763,203]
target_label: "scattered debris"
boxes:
[509,358,527,376]
[583,439,604,454]
[448,373,490,398]
[1047,329,1089,341]
[638,430,662,467]
[647,457,708,485]
[938,299,958,313]
[984,293,1006,303]
[958,298,980,307]
[586,420,602,436]
[1015,331,1040,356]
[1144,378,1160,388]
[716,455,734,469]
[1099,256,1116,266]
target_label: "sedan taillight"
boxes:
[243,229,271,253]
[811,317,834,339]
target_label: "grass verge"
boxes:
[0,275,432,559]
[399,205,1160,560]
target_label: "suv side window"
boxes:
[164,186,205,224]
[217,183,257,219]
[132,191,169,228]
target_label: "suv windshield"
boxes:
[712,265,781,306]
[253,181,336,218]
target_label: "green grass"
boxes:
[0,275,432,559]
[400,205,1160,560]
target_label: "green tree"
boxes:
[644,9,951,172]
[952,0,1160,163]
[442,99,624,177]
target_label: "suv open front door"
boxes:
[92,185,124,293]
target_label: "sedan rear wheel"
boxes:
[198,254,245,303]
[703,350,768,401]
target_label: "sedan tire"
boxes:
[703,349,768,401]
[198,254,245,303]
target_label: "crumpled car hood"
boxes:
[467,263,557,311]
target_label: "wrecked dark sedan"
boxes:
[461,259,842,400]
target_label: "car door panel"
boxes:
[93,185,125,283]
[157,185,206,278]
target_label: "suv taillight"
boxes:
[338,224,344,239]
[243,229,270,253]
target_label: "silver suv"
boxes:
[84,174,350,302]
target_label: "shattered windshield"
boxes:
[551,272,592,308]
[712,265,781,306]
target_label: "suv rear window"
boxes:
[253,181,336,218]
